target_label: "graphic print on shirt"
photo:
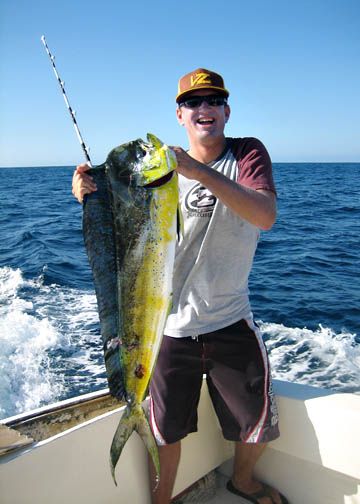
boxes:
[184,182,217,218]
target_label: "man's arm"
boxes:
[172,147,276,231]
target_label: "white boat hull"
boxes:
[1,380,359,503]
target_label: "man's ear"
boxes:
[225,104,231,123]
[176,106,184,126]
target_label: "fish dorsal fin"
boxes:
[146,133,163,149]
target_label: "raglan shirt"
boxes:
[164,137,276,338]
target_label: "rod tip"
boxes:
[41,35,45,42]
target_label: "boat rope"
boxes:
[41,35,92,167]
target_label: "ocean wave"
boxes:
[0,266,105,420]
[0,267,65,418]
[1,263,359,420]
[260,321,360,393]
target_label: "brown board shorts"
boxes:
[149,319,280,445]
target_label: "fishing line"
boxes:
[41,35,92,167]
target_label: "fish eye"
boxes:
[138,146,147,158]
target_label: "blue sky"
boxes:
[0,0,359,166]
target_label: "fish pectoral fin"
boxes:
[177,203,184,243]
[109,403,160,487]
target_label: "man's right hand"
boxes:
[72,164,97,203]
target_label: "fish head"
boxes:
[106,134,177,187]
[133,134,177,187]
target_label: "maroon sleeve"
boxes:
[230,137,276,195]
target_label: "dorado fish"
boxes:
[82,133,179,485]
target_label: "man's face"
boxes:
[176,90,230,144]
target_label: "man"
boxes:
[72,68,288,504]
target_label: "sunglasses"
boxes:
[179,95,228,109]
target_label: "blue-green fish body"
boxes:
[83,134,179,484]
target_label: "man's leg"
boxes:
[231,442,284,504]
[149,335,203,503]
[149,441,181,504]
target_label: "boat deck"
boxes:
[173,464,252,504]
[199,474,251,504]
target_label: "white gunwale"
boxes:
[1,379,359,503]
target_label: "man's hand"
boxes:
[171,146,205,181]
[72,164,97,203]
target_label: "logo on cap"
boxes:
[190,72,211,88]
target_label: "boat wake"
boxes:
[0,266,105,420]
[261,321,360,393]
[0,265,359,421]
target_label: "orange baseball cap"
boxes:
[176,68,229,103]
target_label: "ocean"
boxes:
[0,163,359,420]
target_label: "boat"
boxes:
[1,378,359,503]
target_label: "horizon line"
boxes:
[1,161,360,169]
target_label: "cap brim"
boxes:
[176,86,229,103]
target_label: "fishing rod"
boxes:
[41,35,92,167]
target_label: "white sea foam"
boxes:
[1,264,359,420]
[260,321,360,393]
[0,267,27,309]
[0,267,64,417]
[0,266,103,419]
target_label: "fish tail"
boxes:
[135,404,161,490]
[110,403,160,486]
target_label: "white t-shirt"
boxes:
[164,137,276,338]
